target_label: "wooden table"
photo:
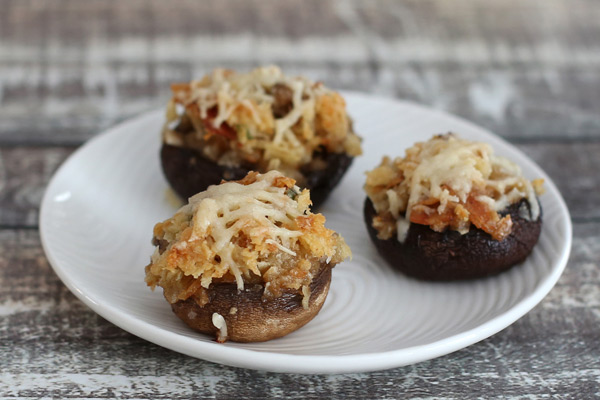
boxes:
[2,1,599,398]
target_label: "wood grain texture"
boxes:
[1,228,598,398]
[0,146,74,228]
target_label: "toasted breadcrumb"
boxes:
[364,134,544,241]
[146,171,351,307]
[162,66,362,185]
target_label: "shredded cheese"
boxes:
[163,66,362,184]
[365,134,544,241]
[145,171,352,305]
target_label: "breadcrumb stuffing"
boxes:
[145,171,351,307]
[162,66,362,185]
[364,134,544,241]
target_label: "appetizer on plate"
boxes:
[145,170,352,342]
[160,66,362,208]
[363,133,545,280]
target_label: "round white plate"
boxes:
[40,92,571,374]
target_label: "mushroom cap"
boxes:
[363,198,542,280]
[160,143,353,209]
[170,262,332,342]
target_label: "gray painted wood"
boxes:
[1,0,599,398]
[1,0,600,145]
[0,146,74,227]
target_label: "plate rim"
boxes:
[39,92,572,374]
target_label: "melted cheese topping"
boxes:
[365,134,544,241]
[163,66,362,183]
[145,171,351,306]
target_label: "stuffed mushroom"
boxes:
[160,66,362,208]
[145,170,352,342]
[363,134,545,280]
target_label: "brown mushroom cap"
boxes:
[363,198,542,280]
[170,262,332,342]
[160,143,353,208]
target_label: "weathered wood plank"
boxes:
[2,64,600,145]
[1,142,597,228]
[1,0,600,144]
[2,0,598,60]
[517,142,600,221]
[1,226,598,398]
[0,146,75,227]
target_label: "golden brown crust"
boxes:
[363,134,544,240]
[146,170,351,303]
[170,262,332,342]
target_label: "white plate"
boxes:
[40,92,572,374]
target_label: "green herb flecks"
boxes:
[286,188,299,200]
[235,124,253,141]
